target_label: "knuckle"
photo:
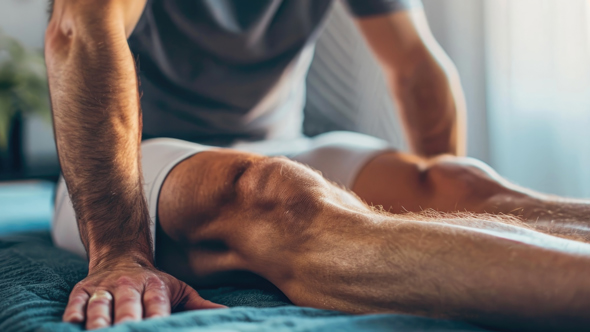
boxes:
[145,276,166,289]
[72,283,87,293]
[63,309,83,319]
[115,276,136,287]
[68,295,87,306]
[116,295,139,306]
[145,293,168,305]
[63,313,84,323]
[88,298,111,307]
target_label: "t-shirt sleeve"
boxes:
[343,0,423,17]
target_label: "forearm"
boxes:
[389,54,467,157]
[46,2,151,267]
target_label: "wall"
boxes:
[0,0,47,48]
[485,0,590,197]
[0,0,57,174]
[422,0,489,162]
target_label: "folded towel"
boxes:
[0,231,486,332]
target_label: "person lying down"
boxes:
[45,0,590,331]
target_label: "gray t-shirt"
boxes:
[128,0,420,146]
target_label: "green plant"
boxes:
[0,30,50,150]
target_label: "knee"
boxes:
[424,155,507,202]
[236,157,327,221]
[160,151,335,245]
[158,150,263,235]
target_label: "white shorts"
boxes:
[52,131,392,258]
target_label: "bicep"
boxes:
[353,9,447,77]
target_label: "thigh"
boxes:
[285,132,488,214]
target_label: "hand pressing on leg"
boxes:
[62,259,226,330]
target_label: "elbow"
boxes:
[44,19,74,77]
[45,0,83,60]
[45,18,73,57]
[45,0,121,57]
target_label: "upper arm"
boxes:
[353,8,450,79]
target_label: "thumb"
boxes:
[179,285,228,311]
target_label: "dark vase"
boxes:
[0,111,24,179]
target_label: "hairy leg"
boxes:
[158,150,590,331]
[353,152,590,240]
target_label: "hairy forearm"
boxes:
[46,5,151,266]
[390,54,467,157]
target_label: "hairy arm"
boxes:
[47,0,149,267]
[355,9,467,157]
[46,1,223,329]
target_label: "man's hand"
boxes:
[62,260,226,330]
[45,3,221,329]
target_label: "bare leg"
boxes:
[353,152,590,240]
[157,150,590,331]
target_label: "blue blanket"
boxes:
[0,182,487,332]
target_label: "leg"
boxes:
[353,152,590,239]
[157,149,590,331]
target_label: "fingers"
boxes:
[63,287,89,323]
[180,285,228,311]
[86,290,113,330]
[143,283,171,319]
[113,285,143,324]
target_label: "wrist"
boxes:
[87,241,154,272]
[89,250,154,272]
[83,213,155,271]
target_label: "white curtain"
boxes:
[486,0,590,198]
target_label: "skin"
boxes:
[43,0,477,329]
[154,150,590,332]
[355,10,467,157]
[46,1,224,329]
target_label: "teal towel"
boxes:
[0,182,486,331]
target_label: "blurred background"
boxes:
[0,0,589,198]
